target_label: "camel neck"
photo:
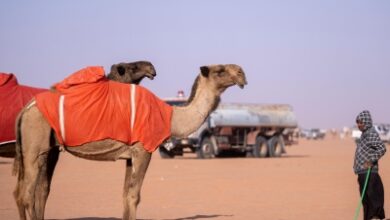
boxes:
[170,75,220,138]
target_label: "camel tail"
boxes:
[12,104,27,177]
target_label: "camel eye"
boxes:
[131,66,139,72]
[218,71,226,77]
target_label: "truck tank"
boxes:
[210,103,298,128]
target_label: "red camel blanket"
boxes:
[0,73,47,144]
[35,66,172,152]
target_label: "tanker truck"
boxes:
[159,92,298,159]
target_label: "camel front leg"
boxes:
[122,146,151,220]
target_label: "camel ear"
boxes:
[117,65,125,76]
[200,66,209,77]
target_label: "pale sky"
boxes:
[1,1,389,129]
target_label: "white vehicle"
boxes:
[301,128,326,140]
[376,124,390,143]
[351,127,362,139]
[159,92,298,159]
[351,124,390,143]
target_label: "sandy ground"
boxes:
[1,137,389,220]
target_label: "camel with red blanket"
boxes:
[0,73,47,157]
[13,64,247,220]
[0,61,155,158]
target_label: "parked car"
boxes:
[300,128,326,140]
[351,123,390,143]
[309,128,326,140]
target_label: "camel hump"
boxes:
[0,72,17,86]
[54,66,107,91]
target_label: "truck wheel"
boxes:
[268,136,284,157]
[196,137,215,159]
[253,136,268,158]
[158,147,175,159]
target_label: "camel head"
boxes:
[200,64,247,92]
[107,61,156,84]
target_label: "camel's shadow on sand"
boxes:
[49,214,234,220]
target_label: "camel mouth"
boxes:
[236,79,247,89]
[145,72,156,80]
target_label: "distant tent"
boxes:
[0,73,47,144]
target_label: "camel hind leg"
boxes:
[14,178,27,220]
[14,106,52,220]
[122,145,151,220]
[34,146,59,219]
[13,104,27,220]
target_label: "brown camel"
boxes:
[0,61,155,158]
[13,64,247,220]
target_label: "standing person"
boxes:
[354,110,387,220]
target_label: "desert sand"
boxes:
[1,137,389,220]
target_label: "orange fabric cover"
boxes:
[0,73,47,144]
[35,66,172,152]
